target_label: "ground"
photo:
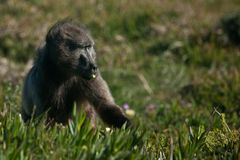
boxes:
[0,0,240,159]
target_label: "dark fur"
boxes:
[21,20,130,128]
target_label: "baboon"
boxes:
[21,20,130,128]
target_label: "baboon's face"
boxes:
[46,22,98,80]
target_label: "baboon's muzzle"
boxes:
[78,62,98,80]
[88,63,98,79]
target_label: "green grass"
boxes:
[0,0,240,159]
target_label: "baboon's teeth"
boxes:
[92,74,96,79]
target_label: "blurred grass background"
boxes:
[0,0,240,159]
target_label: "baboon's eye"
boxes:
[82,44,92,51]
[85,45,92,49]
[67,42,78,51]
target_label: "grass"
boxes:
[0,0,240,159]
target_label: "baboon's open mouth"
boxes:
[77,64,98,80]
[85,73,97,80]
[79,70,97,80]
[91,73,96,79]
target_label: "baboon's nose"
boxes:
[90,64,98,72]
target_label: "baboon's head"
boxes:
[45,20,98,80]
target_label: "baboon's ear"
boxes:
[46,22,64,46]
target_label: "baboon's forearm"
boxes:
[84,76,130,128]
